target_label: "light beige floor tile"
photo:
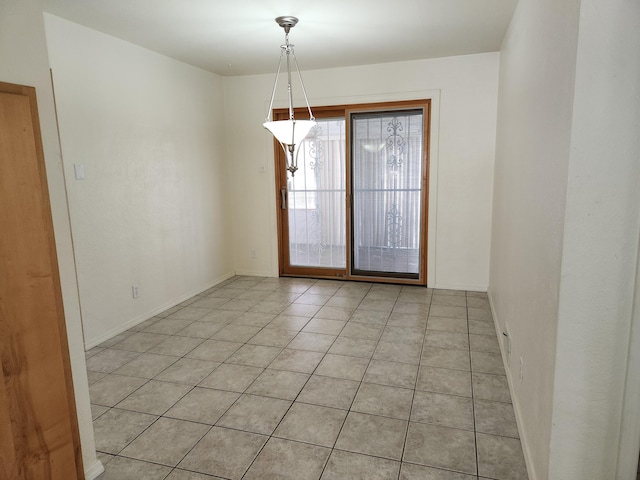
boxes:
[225,344,282,367]
[142,318,195,335]
[92,408,157,454]
[216,394,291,435]
[245,369,309,400]
[166,468,224,479]
[380,326,426,345]
[314,306,354,321]
[321,450,400,480]
[274,402,347,447]
[85,346,105,359]
[186,339,243,362]
[400,463,476,480]
[243,437,330,480]
[428,305,467,319]
[352,383,414,420]
[297,375,360,410]
[467,297,490,308]
[154,358,221,385]
[392,303,430,316]
[427,316,468,333]
[425,331,469,350]
[87,370,107,385]
[86,349,141,373]
[387,313,428,329]
[167,307,211,321]
[288,331,337,352]
[246,328,298,347]
[469,319,496,336]
[178,426,267,479]
[421,347,471,371]
[294,293,333,306]
[472,373,511,403]
[267,314,311,331]
[416,366,472,397]
[396,293,432,306]
[340,322,385,340]
[231,312,276,327]
[474,399,519,438]
[411,391,474,430]
[315,354,369,381]
[211,324,261,343]
[432,289,466,297]
[467,307,492,321]
[373,341,422,365]
[147,336,205,357]
[476,433,528,480]
[364,359,418,388]
[112,332,172,353]
[302,318,347,335]
[268,348,324,374]
[199,310,243,323]
[89,374,147,407]
[325,295,363,309]
[120,417,209,466]
[165,387,239,424]
[469,334,500,354]
[98,332,133,348]
[328,336,377,358]
[404,422,477,475]
[98,455,172,480]
[358,299,395,313]
[91,404,109,421]
[471,351,506,375]
[115,380,191,415]
[335,412,407,460]
[189,296,231,309]
[113,353,179,379]
[349,309,390,325]
[281,303,322,317]
[431,295,467,307]
[198,363,263,392]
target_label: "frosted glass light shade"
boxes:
[263,119,316,145]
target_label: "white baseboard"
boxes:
[431,282,488,292]
[487,289,537,480]
[84,459,104,480]
[84,270,236,350]
[234,269,277,278]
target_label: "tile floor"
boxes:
[88,276,529,480]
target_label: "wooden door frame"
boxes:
[0,81,84,479]
[273,99,431,286]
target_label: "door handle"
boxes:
[280,188,287,210]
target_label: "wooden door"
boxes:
[0,82,84,479]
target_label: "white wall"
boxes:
[549,0,640,476]
[491,0,640,478]
[0,1,100,478]
[44,15,235,347]
[489,0,581,478]
[224,53,499,290]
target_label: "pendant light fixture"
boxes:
[263,16,315,177]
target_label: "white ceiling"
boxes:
[43,0,518,76]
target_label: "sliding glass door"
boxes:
[275,100,430,285]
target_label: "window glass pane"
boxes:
[351,110,424,276]
[288,118,346,268]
